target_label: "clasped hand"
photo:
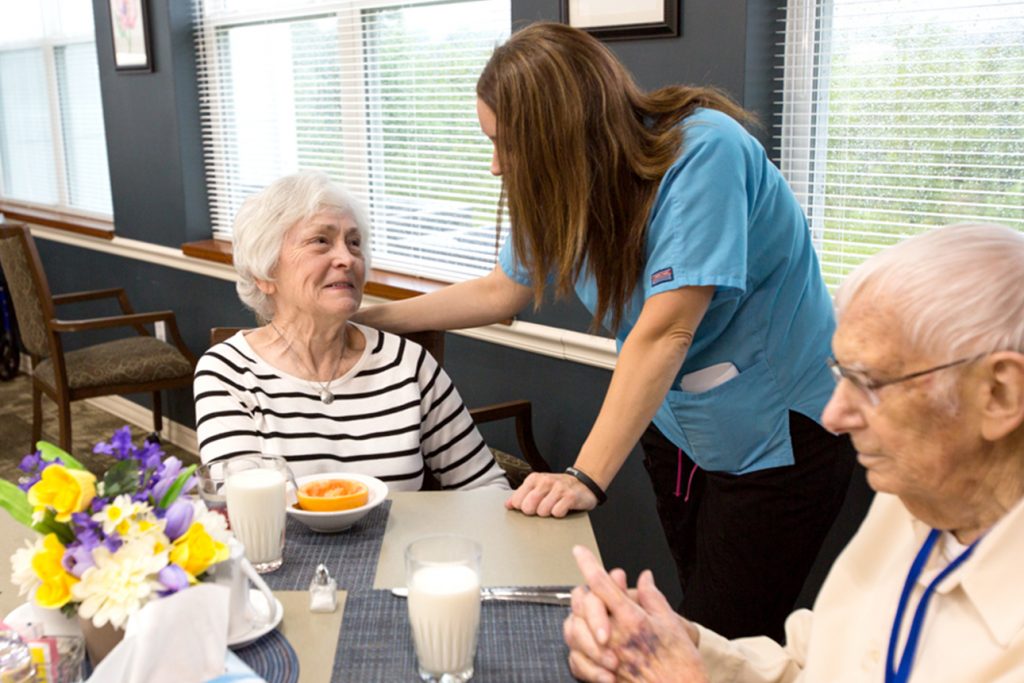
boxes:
[563,546,708,683]
[505,472,597,517]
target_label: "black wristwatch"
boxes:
[565,466,608,506]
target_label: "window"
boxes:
[0,1,113,218]
[777,0,1024,289]
[194,0,510,282]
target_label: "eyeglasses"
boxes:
[826,354,983,406]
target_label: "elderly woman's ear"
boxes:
[979,351,1024,442]
[255,278,276,296]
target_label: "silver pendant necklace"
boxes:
[269,321,346,405]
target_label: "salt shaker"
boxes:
[309,563,338,612]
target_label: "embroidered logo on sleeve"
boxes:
[651,267,674,286]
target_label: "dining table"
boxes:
[0,487,601,682]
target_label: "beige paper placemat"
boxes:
[373,489,600,589]
[275,590,346,683]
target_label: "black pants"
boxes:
[640,411,856,643]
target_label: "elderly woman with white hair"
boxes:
[194,171,508,490]
[562,222,1024,682]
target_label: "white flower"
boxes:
[119,513,170,552]
[71,540,169,630]
[191,499,232,546]
[93,495,151,536]
[10,538,44,597]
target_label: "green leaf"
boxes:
[101,459,140,499]
[157,465,197,510]
[31,509,74,545]
[0,480,34,527]
[36,441,85,471]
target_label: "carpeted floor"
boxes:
[0,373,198,482]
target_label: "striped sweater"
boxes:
[194,324,508,491]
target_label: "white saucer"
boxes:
[228,590,284,649]
[3,602,81,636]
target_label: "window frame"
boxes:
[193,0,508,284]
[0,5,112,224]
[775,0,1024,293]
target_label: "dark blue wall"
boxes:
[29,0,788,606]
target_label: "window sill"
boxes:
[181,239,447,300]
[0,203,114,240]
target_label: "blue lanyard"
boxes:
[885,528,979,683]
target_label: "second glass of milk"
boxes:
[405,535,482,682]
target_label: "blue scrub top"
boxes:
[499,108,837,474]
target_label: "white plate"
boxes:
[229,590,284,649]
[286,472,388,533]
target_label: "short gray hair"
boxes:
[232,170,372,320]
[835,223,1024,360]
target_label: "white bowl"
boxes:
[286,472,388,533]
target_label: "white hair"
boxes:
[835,223,1024,361]
[232,170,372,320]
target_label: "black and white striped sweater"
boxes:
[194,324,508,491]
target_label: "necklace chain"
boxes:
[269,321,347,404]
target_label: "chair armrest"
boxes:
[52,288,128,306]
[50,310,175,332]
[51,288,146,335]
[470,400,552,473]
[49,311,197,365]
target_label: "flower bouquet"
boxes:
[0,427,231,633]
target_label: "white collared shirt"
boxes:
[698,492,1024,682]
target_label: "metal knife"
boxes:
[390,586,573,606]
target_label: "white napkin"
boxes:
[88,583,231,683]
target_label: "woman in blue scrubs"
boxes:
[355,22,858,641]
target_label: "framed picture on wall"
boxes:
[109,0,152,72]
[562,0,680,40]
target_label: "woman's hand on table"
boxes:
[505,472,597,517]
[565,545,707,683]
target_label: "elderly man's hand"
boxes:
[505,472,597,517]
[565,545,707,683]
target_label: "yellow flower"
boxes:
[27,465,96,523]
[29,534,78,609]
[169,522,228,580]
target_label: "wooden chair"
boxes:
[208,326,551,487]
[0,223,196,451]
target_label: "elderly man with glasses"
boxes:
[563,222,1024,683]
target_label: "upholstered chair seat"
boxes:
[34,337,193,391]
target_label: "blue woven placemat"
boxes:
[234,629,299,683]
[266,501,391,592]
[262,499,576,681]
[333,590,575,682]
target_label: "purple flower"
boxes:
[62,543,96,578]
[151,457,183,504]
[110,426,134,459]
[19,451,43,473]
[157,564,190,596]
[17,451,45,491]
[138,440,165,471]
[163,499,193,541]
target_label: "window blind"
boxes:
[194,0,510,282]
[776,0,1024,290]
[0,1,112,219]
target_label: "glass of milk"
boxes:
[405,535,483,682]
[224,454,295,574]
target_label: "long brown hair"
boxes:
[477,22,753,333]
